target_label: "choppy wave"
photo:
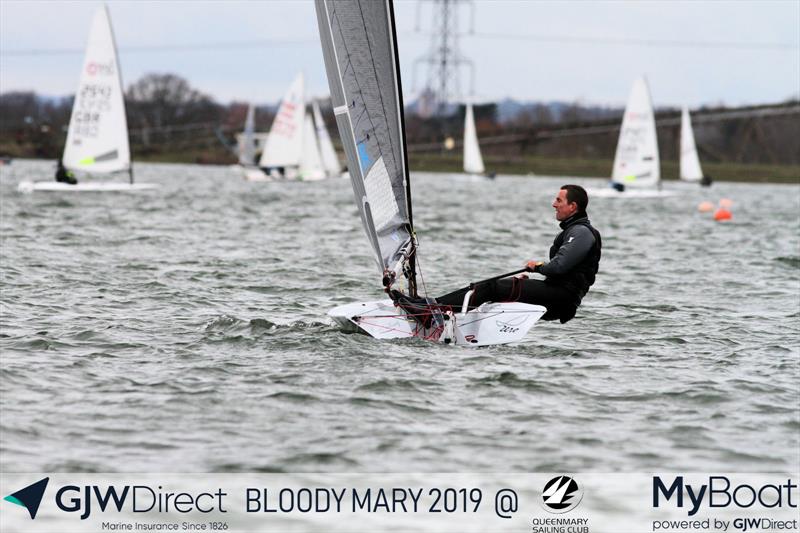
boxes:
[1,160,798,474]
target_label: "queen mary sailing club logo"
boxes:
[540,475,583,513]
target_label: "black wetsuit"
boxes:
[437,213,601,323]
[55,163,77,185]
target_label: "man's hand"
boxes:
[526,260,544,272]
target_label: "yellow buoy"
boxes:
[698,201,715,213]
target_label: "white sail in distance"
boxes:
[463,102,485,175]
[679,106,703,182]
[259,73,305,168]
[611,76,660,188]
[315,0,414,281]
[300,111,326,180]
[239,103,256,165]
[312,99,342,177]
[62,5,130,175]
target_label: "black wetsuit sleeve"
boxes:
[539,225,595,276]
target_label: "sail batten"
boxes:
[316,0,414,279]
[63,5,130,176]
[611,77,660,188]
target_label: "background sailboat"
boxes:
[299,111,326,181]
[312,99,343,178]
[247,73,305,181]
[590,76,673,198]
[463,102,492,178]
[239,103,256,166]
[611,76,660,188]
[680,106,709,185]
[18,5,155,193]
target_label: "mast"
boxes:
[107,4,133,184]
[387,0,417,297]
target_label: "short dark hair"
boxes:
[561,184,588,212]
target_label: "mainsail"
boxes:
[62,5,131,176]
[463,102,485,175]
[315,0,416,291]
[239,103,256,166]
[312,99,342,177]
[679,106,703,182]
[259,73,305,169]
[611,76,660,188]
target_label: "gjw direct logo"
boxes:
[540,475,584,514]
[4,477,49,519]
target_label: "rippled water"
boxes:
[1,159,798,474]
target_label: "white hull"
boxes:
[587,187,678,198]
[18,181,158,193]
[243,168,272,181]
[329,299,546,347]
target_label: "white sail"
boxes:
[312,99,342,176]
[611,76,660,188]
[259,73,305,168]
[62,5,130,175]
[679,106,703,182]
[300,111,326,180]
[239,103,256,165]
[316,0,414,279]
[463,102,485,175]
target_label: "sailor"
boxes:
[700,173,713,187]
[55,159,77,185]
[437,184,601,323]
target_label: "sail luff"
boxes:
[315,0,414,282]
[680,106,703,181]
[105,4,132,182]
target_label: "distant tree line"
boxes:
[0,73,276,164]
[1,72,797,167]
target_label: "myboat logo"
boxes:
[4,477,49,519]
[540,476,583,514]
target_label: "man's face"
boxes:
[552,189,578,221]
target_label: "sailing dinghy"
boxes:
[679,106,709,185]
[246,73,306,181]
[463,102,494,179]
[590,76,673,198]
[18,6,156,193]
[316,0,545,346]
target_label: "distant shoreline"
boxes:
[408,154,800,184]
[2,155,798,184]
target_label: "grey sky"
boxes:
[1,0,798,108]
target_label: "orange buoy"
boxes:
[713,208,732,221]
[698,201,715,213]
[719,198,733,208]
